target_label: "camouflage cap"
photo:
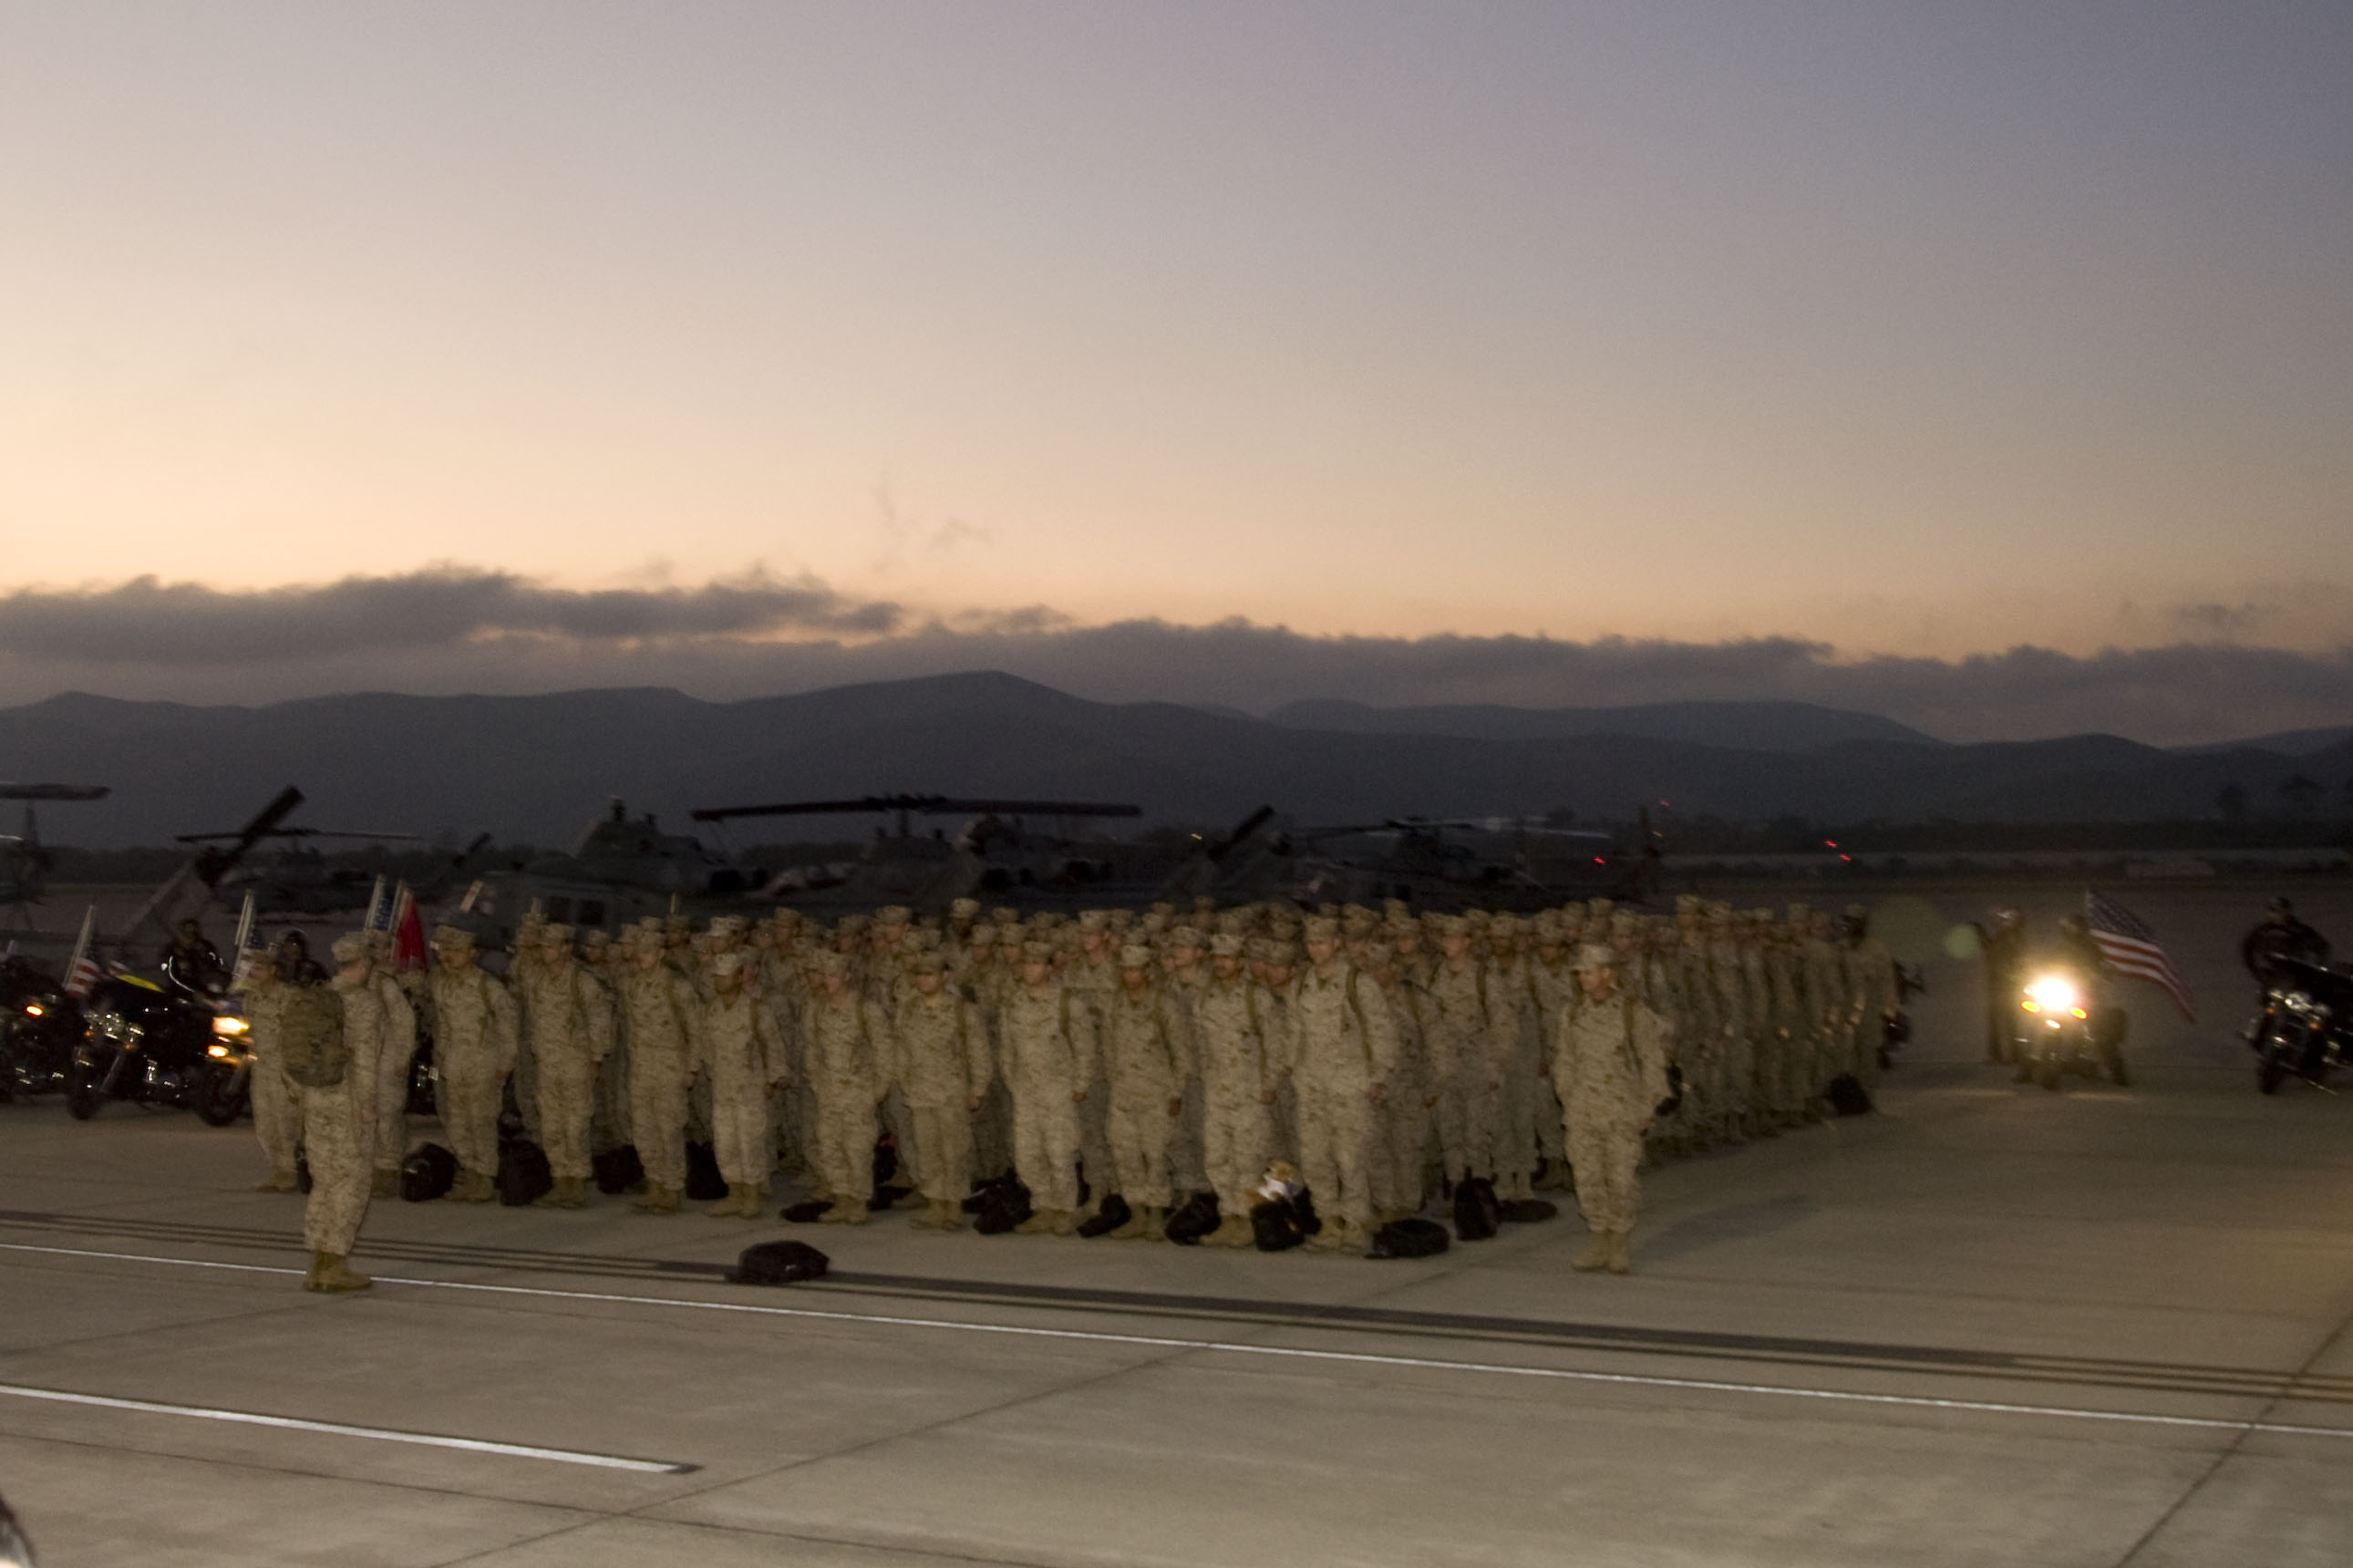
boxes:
[814,950,849,976]
[948,898,981,920]
[330,933,370,964]
[430,924,476,950]
[906,951,945,975]
[991,907,1021,926]
[1210,934,1246,957]
[876,905,912,926]
[540,923,574,943]
[1574,943,1620,972]
[1077,909,1110,933]
[1118,944,1153,968]
[1301,916,1341,943]
[711,951,748,976]
[1168,926,1205,950]
[1020,941,1058,964]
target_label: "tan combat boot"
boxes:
[631,1184,679,1214]
[449,1171,494,1203]
[258,1167,297,1193]
[1137,1204,1166,1240]
[1013,1210,1054,1234]
[1605,1230,1633,1275]
[937,1200,968,1232]
[706,1191,741,1217]
[1108,1206,1152,1240]
[369,1169,399,1200]
[308,1252,373,1293]
[557,1177,590,1209]
[840,1198,871,1225]
[1047,1209,1078,1236]
[1572,1231,1610,1272]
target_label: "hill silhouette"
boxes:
[3,673,2346,847]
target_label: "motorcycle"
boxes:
[67,973,253,1125]
[2245,955,2353,1095]
[2012,969,2130,1089]
[0,956,82,1100]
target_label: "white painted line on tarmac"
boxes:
[7,1239,2350,1445]
[0,1382,697,1474]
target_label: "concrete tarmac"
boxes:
[5,883,2353,1565]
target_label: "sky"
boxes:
[4,3,2350,739]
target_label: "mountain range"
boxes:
[2,674,2348,847]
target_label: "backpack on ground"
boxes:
[1453,1175,1501,1242]
[1369,1218,1450,1259]
[1164,1190,1220,1245]
[972,1176,1034,1235]
[684,1141,728,1201]
[730,1240,830,1285]
[1825,1074,1874,1117]
[496,1140,552,1206]
[401,1141,456,1202]
[592,1144,645,1195]
[1251,1199,1307,1252]
[1078,1191,1132,1239]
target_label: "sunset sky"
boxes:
[4,3,2349,735]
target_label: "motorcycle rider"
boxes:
[160,917,226,995]
[2242,898,2329,990]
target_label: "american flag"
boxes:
[2084,891,2195,1020]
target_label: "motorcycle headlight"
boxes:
[2284,992,2324,1018]
[23,1002,43,1017]
[206,1041,235,1059]
[2026,975,2080,1014]
[212,1015,249,1037]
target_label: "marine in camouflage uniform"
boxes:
[617,926,700,1212]
[517,923,615,1208]
[424,926,519,1203]
[997,940,1099,1234]
[892,951,991,1228]
[696,950,787,1218]
[1555,943,1672,1275]
[1286,917,1399,1252]
[1099,944,1190,1237]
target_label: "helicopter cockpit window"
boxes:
[578,900,606,929]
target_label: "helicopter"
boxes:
[1224,810,1663,913]
[688,794,1160,914]
[0,783,109,930]
[439,799,769,947]
[173,821,429,915]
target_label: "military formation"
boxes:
[235,894,1902,1282]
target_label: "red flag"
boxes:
[391,883,428,971]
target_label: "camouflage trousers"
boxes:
[1200,1089,1270,1220]
[628,1048,690,1193]
[1564,1104,1646,1234]
[297,1078,372,1256]
[907,1101,974,1204]
[1104,1095,1175,1211]
[1296,1081,1378,1232]
[1010,1087,1082,1212]
[251,1047,300,1175]
[533,1054,598,1181]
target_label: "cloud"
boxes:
[0,566,900,664]
[1,569,2350,747]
